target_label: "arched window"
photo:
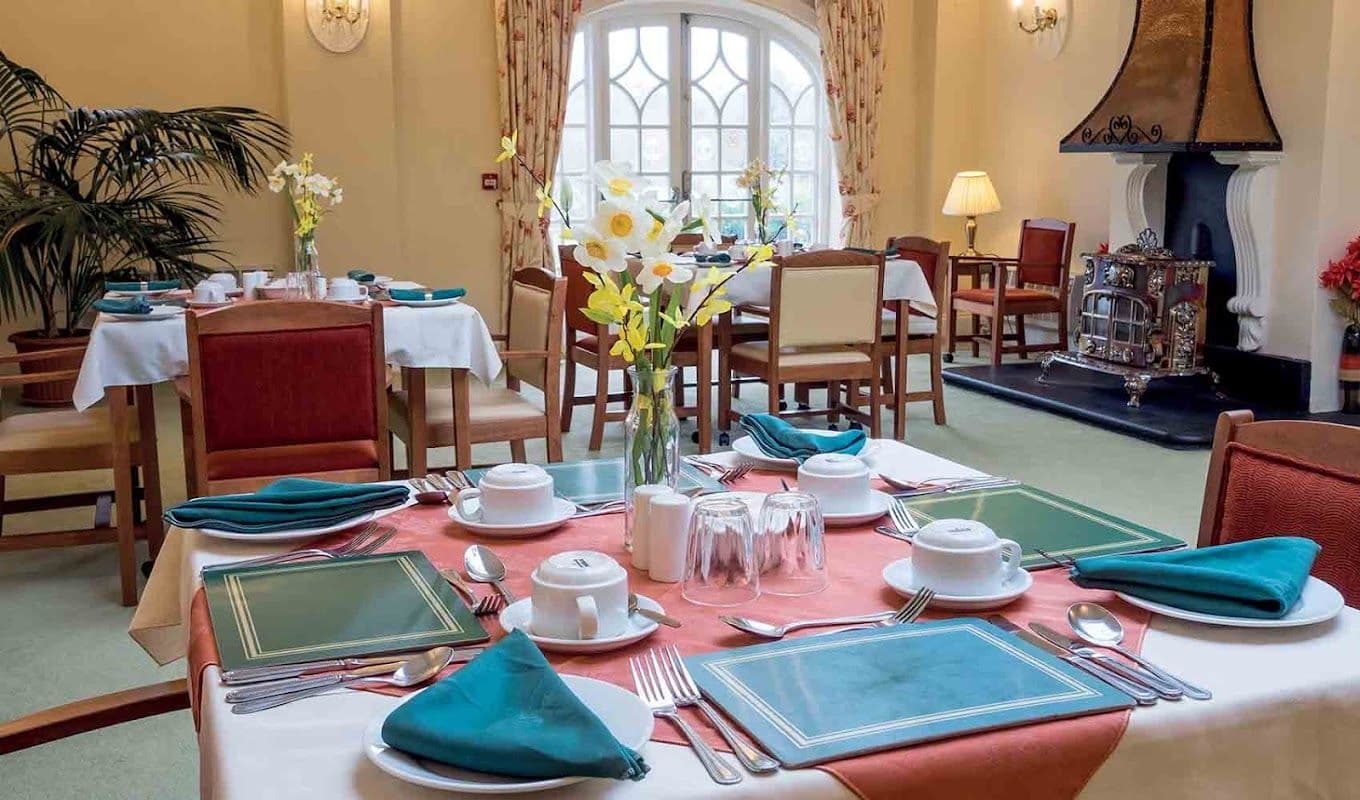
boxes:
[553,3,837,244]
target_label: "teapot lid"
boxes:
[914,518,999,551]
[479,462,550,489]
[799,453,868,478]
[535,550,623,586]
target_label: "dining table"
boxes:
[128,440,1360,799]
[718,254,936,316]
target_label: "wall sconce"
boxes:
[306,0,370,53]
[1012,0,1059,34]
[1010,0,1069,60]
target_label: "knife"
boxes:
[1029,623,1183,700]
[221,646,485,687]
[986,616,1157,705]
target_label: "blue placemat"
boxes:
[685,619,1133,767]
[464,458,721,505]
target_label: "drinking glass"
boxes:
[755,491,828,597]
[682,497,759,607]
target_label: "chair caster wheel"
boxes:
[718,432,731,447]
[942,353,955,363]
[779,401,788,411]
[690,430,700,444]
[141,560,154,578]
[848,421,863,431]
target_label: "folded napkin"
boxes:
[347,269,375,283]
[382,630,649,782]
[93,297,152,315]
[1070,537,1320,619]
[693,252,732,264]
[105,279,180,292]
[739,413,866,463]
[389,287,466,302]
[163,478,408,533]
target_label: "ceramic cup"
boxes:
[454,462,556,525]
[327,277,368,302]
[530,550,629,640]
[208,272,238,290]
[241,270,269,299]
[911,518,1022,596]
[775,240,794,257]
[192,280,227,304]
[796,453,871,514]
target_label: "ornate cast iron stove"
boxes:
[1039,230,1212,407]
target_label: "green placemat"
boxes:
[464,458,722,505]
[203,551,488,671]
[903,485,1184,569]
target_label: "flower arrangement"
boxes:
[1320,235,1360,324]
[735,158,796,244]
[268,153,343,240]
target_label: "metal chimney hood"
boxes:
[1060,0,1281,153]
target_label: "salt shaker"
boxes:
[630,484,671,571]
[647,491,693,583]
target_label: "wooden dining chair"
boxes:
[389,268,567,471]
[717,249,885,437]
[0,347,162,605]
[950,218,1075,365]
[880,235,951,438]
[559,247,713,453]
[0,679,188,755]
[178,301,390,497]
[1199,410,1360,607]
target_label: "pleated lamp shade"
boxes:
[941,171,1001,217]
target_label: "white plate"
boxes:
[498,595,663,654]
[195,510,378,543]
[103,305,186,322]
[390,297,462,308]
[882,557,1034,610]
[730,432,880,471]
[1116,575,1344,628]
[382,280,425,290]
[821,489,892,527]
[364,675,653,795]
[447,497,574,538]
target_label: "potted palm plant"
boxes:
[0,50,288,404]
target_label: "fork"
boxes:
[214,523,381,570]
[470,594,504,616]
[444,471,472,490]
[889,498,920,536]
[716,464,752,484]
[875,588,935,627]
[630,653,742,785]
[656,645,778,774]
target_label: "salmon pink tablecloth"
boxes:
[187,472,1149,800]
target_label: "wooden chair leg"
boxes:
[1058,300,1070,350]
[766,376,781,417]
[561,348,576,431]
[546,424,563,462]
[990,313,1004,366]
[930,336,947,425]
[1016,315,1028,359]
[588,365,608,451]
[948,308,958,357]
[695,328,712,453]
[717,359,732,431]
[827,382,842,424]
[894,340,908,441]
[510,440,527,463]
[971,311,980,358]
[108,387,138,607]
[134,385,164,558]
[178,398,197,499]
[868,361,882,439]
[0,473,6,534]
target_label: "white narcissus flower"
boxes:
[304,173,334,198]
[573,226,628,273]
[691,193,720,244]
[267,174,286,193]
[591,161,646,201]
[591,200,648,249]
[331,186,343,205]
[641,201,690,256]
[637,252,694,294]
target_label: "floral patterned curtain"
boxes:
[495,0,581,312]
[815,0,885,247]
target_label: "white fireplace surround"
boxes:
[1107,151,1281,352]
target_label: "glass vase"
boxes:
[293,235,321,299]
[624,365,680,551]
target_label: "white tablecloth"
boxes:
[721,257,935,316]
[72,303,502,410]
[130,442,1360,799]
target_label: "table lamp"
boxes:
[942,171,1001,256]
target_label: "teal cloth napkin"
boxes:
[693,252,732,264]
[382,630,649,782]
[162,478,408,533]
[347,269,375,283]
[93,297,152,315]
[739,413,866,463]
[389,287,466,302]
[1070,537,1320,619]
[105,279,180,292]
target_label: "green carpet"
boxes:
[0,355,1209,798]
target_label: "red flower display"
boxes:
[1320,235,1360,322]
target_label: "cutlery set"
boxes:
[212,523,394,571]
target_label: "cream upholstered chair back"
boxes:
[772,250,884,349]
[505,268,566,392]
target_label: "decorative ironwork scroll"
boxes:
[1081,115,1164,147]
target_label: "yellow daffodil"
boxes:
[747,243,775,267]
[590,200,647,249]
[560,227,574,242]
[495,130,518,163]
[535,179,553,217]
[572,226,627,273]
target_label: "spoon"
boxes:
[720,611,896,639]
[231,646,454,714]
[1068,602,1212,700]
[465,545,518,603]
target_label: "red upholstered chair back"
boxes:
[185,301,389,493]
[1016,218,1075,287]
[885,235,951,310]
[1201,410,1360,607]
[559,245,598,338]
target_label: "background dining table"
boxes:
[129,441,1360,799]
[719,254,936,316]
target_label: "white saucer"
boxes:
[498,595,663,654]
[390,297,462,308]
[1116,575,1344,629]
[731,432,880,471]
[325,296,369,304]
[881,557,1033,610]
[196,510,379,543]
[363,675,654,794]
[104,305,186,322]
[821,489,892,527]
[447,497,575,538]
